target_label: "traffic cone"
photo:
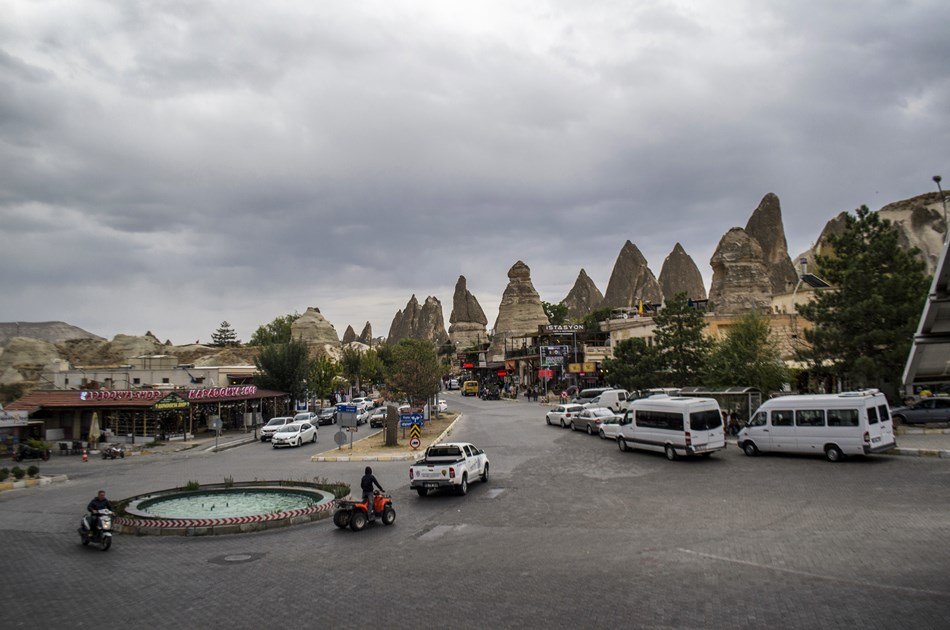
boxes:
[82,449,88,462]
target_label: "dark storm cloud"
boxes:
[1,1,948,342]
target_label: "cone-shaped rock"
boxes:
[658,243,707,302]
[601,241,663,309]
[744,193,799,294]
[708,228,773,315]
[358,321,373,345]
[342,325,357,344]
[291,307,341,359]
[562,269,603,319]
[388,295,449,345]
[488,261,550,361]
[449,276,489,350]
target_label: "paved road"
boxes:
[3,393,949,628]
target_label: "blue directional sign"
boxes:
[338,404,358,414]
[399,413,424,427]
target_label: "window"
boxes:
[877,405,891,421]
[935,399,950,409]
[618,392,627,401]
[689,410,722,431]
[867,406,879,425]
[772,410,794,427]
[749,412,767,427]
[827,409,859,427]
[796,410,825,427]
[635,409,684,431]
[915,400,935,410]
[133,378,141,385]
[162,377,170,384]
[64,377,69,385]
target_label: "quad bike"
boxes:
[101,444,126,459]
[333,491,395,532]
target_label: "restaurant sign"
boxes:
[541,324,584,334]
[80,386,258,403]
[153,393,189,411]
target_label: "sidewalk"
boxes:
[890,432,950,458]
[123,430,259,456]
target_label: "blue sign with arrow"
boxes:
[337,404,358,414]
[399,413,424,427]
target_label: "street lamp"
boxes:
[935,175,948,243]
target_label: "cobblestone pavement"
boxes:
[3,393,949,629]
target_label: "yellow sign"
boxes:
[568,363,582,373]
[583,362,596,372]
[568,363,597,373]
[153,393,189,410]
[409,424,422,439]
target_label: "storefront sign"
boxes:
[80,386,258,403]
[0,410,29,427]
[186,386,258,400]
[541,324,584,334]
[540,345,570,366]
[583,362,597,372]
[568,363,582,373]
[538,369,554,379]
[153,393,189,411]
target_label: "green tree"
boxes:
[359,349,385,389]
[582,306,613,335]
[704,311,789,393]
[386,339,444,406]
[542,301,568,325]
[653,293,711,387]
[210,321,240,347]
[339,346,364,392]
[249,312,299,346]
[253,339,311,401]
[797,205,929,399]
[308,355,340,403]
[602,338,664,392]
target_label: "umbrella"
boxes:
[88,412,101,445]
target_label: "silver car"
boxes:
[545,404,584,428]
[572,407,619,435]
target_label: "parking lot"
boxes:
[3,393,949,628]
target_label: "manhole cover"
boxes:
[208,552,265,565]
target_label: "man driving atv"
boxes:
[360,467,385,522]
[86,490,113,534]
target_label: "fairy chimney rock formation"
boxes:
[341,325,357,344]
[658,243,707,302]
[388,295,449,345]
[744,193,799,295]
[358,321,373,345]
[488,261,550,361]
[708,228,773,315]
[290,307,342,359]
[448,276,489,350]
[563,269,604,319]
[601,241,663,309]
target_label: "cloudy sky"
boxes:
[1,0,948,344]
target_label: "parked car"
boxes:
[351,397,374,411]
[617,395,726,460]
[436,399,448,413]
[316,407,337,426]
[369,408,389,428]
[447,379,460,390]
[409,442,489,497]
[584,389,630,413]
[545,404,584,428]
[598,415,623,440]
[890,397,950,425]
[461,381,480,396]
[260,416,295,442]
[294,412,318,424]
[572,407,619,435]
[271,422,317,448]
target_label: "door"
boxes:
[768,409,796,451]
[746,411,769,451]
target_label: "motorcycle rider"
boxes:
[360,466,384,522]
[86,490,113,536]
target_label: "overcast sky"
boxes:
[1,1,948,344]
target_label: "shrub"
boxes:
[27,465,39,478]
[184,480,200,491]
[223,475,234,488]
[0,468,8,482]
[12,467,25,480]
[27,438,53,451]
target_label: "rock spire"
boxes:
[744,193,799,295]
[341,325,357,344]
[387,295,449,345]
[658,243,707,302]
[488,261,550,361]
[562,269,603,319]
[708,228,773,316]
[601,241,663,309]
[448,276,489,350]
[358,321,373,345]
[290,307,341,359]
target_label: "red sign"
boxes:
[496,370,507,377]
[538,369,554,379]
[462,362,474,369]
[79,386,258,403]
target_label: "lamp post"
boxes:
[935,175,948,242]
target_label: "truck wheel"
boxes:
[416,487,428,498]
[665,444,677,461]
[333,510,351,529]
[457,475,468,496]
[825,445,843,462]
[480,463,489,483]
[349,511,367,531]
[618,437,629,452]
[382,507,396,526]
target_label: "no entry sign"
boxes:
[409,437,421,449]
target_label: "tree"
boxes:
[602,338,664,392]
[582,306,613,335]
[308,355,340,403]
[386,339,444,406]
[542,301,568,325]
[704,311,789,393]
[797,205,930,400]
[210,321,240,347]
[249,313,299,346]
[653,293,711,387]
[339,346,364,393]
[359,349,385,389]
[253,339,311,402]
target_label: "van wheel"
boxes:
[742,441,758,457]
[618,437,629,452]
[665,444,677,461]
[825,445,843,462]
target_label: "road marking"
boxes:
[485,489,505,499]
[677,548,950,597]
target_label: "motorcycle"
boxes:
[79,509,114,551]
[14,444,50,462]
[333,491,395,532]
[100,444,126,460]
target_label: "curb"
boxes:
[0,474,69,494]
[311,414,465,462]
[206,435,259,453]
[896,427,950,435]
[889,447,950,458]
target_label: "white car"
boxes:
[260,416,294,442]
[598,414,624,440]
[271,422,317,448]
[545,404,584,428]
[436,399,448,413]
[351,397,374,411]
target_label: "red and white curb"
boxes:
[116,499,335,529]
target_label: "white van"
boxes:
[583,389,630,413]
[738,390,897,462]
[573,388,611,405]
[617,395,726,460]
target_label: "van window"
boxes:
[618,392,627,401]
[867,406,879,425]
[689,410,722,431]
[877,405,891,421]
[827,409,859,427]
[635,409,684,431]
[772,410,794,427]
[796,410,825,427]
[749,412,767,427]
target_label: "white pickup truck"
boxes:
[409,442,489,497]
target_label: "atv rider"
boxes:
[360,467,385,521]
[86,490,113,535]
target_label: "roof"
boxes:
[761,391,886,405]
[6,387,288,413]
[903,235,950,389]
[679,387,760,394]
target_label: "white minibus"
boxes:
[738,390,896,462]
[617,395,726,460]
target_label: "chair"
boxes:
[71,440,82,455]
[58,442,69,456]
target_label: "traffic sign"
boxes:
[408,424,422,440]
[409,437,421,449]
[399,413,424,427]
[333,430,347,446]
[337,404,358,414]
